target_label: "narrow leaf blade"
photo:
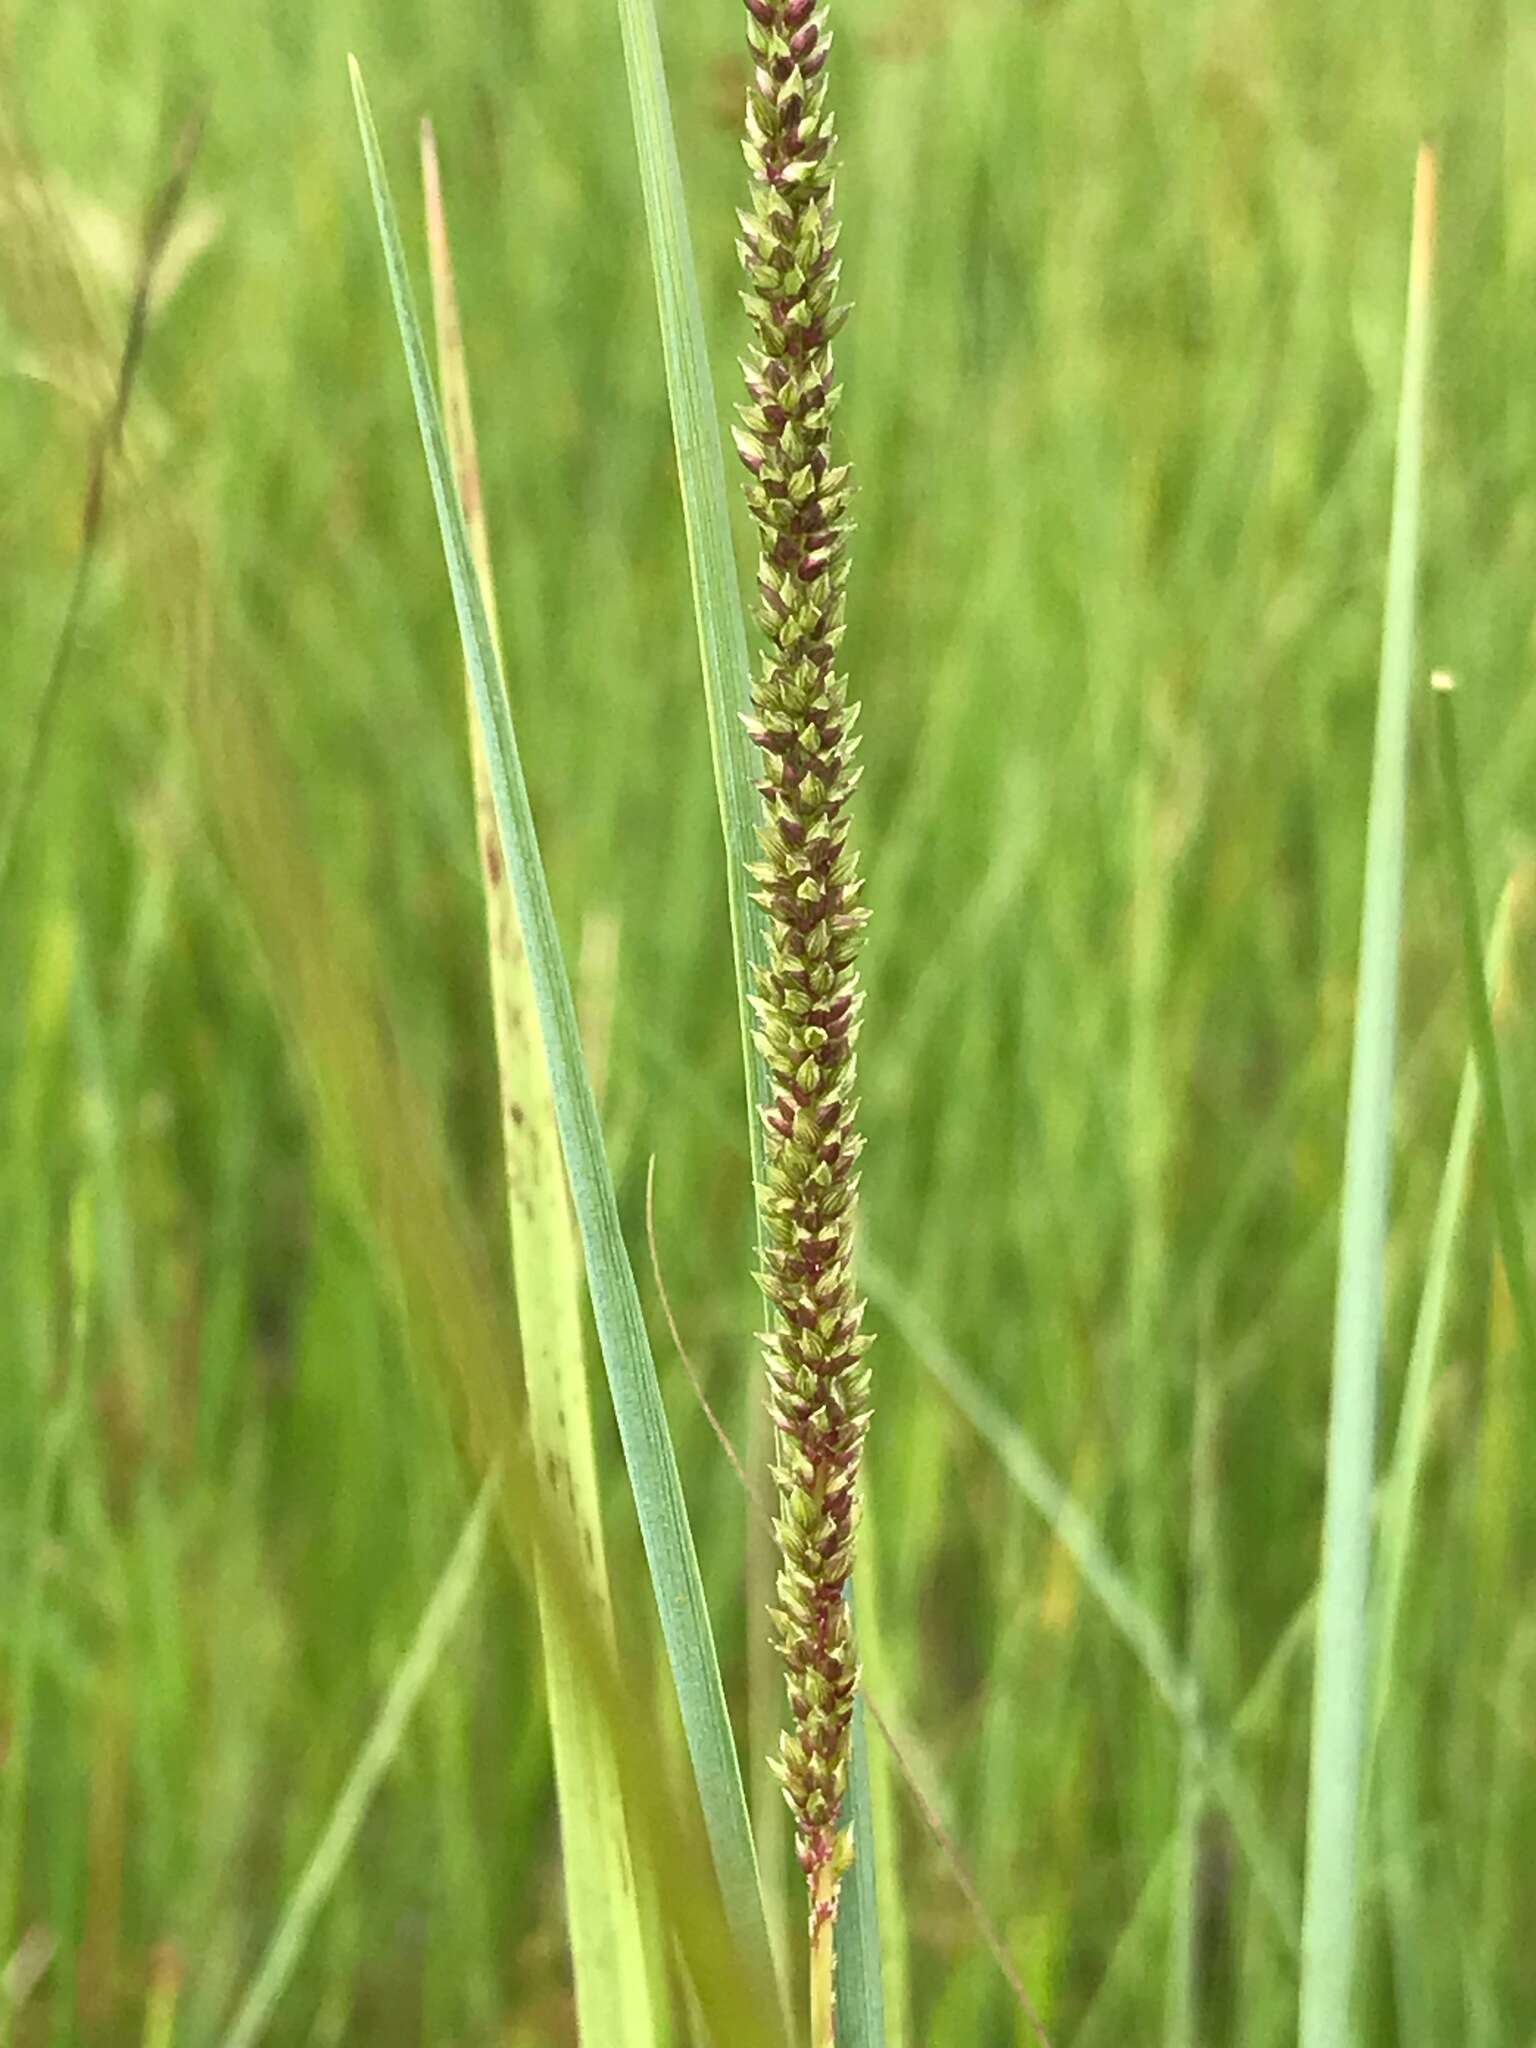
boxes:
[1298,144,1437,2048]
[1368,874,1521,1787]
[420,122,656,2047]
[220,1482,497,2048]
[348,57,776,2004]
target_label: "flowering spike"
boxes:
[736,0,870,2014]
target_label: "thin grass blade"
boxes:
[834,1601,887,2048]
[420,122,655,2047]
[866,1251,1193,1722]
[865,1249,1301,1946]
[219,1480,498,2048]
[847,1517,912,2048]
[610,0,771,1150]
[1298,144,1436,2048]
[1367,871,1522,1787]
[610,6,792,1969]
[0,1196,91,2047]
[348,58,774,1997]
[1429,680,1536,1381]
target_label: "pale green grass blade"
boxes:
[609,0,886,2022]
[1298,146,1437,2048]
[1080,917,1509,2042]
[745,1401,791,1992]
[610,0,770,1156]
[1472,1626,1536,2048]
[848,1515,911,2048]
[218,1480,497,2048]
[1367,873,1519,1787]
[609,0,788,1973]
[420,123,655,2048]
[0,1194,91,2048]
[348,59,773,1995]
[1430,681,1536,1381]
[866,1251,1193,1721]
[866,1249,1301,1948]
[1377,1731,1431,2048]
[1167,1347,1224,2048]
[1070,1844,1177,2048]
[1077,1598,1331,2046]
[834,1597,887,2048]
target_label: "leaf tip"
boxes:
[1411,144,1437,295]
[420,117,442,220]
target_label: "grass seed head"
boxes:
[735,0,871,1949]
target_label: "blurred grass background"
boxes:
[4,0,1536,2041]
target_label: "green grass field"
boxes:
[5,0,1536,2041]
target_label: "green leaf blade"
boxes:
[611,0,771,1160]
[1368,874,1521,1791]
[348,57,776,2010]
[420,120,657,2048]
[834,1604,888,2048]
[1298,144,1437,2048]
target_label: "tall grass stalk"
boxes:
[1297,144,1436,2048]
[419,122,655,2047]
